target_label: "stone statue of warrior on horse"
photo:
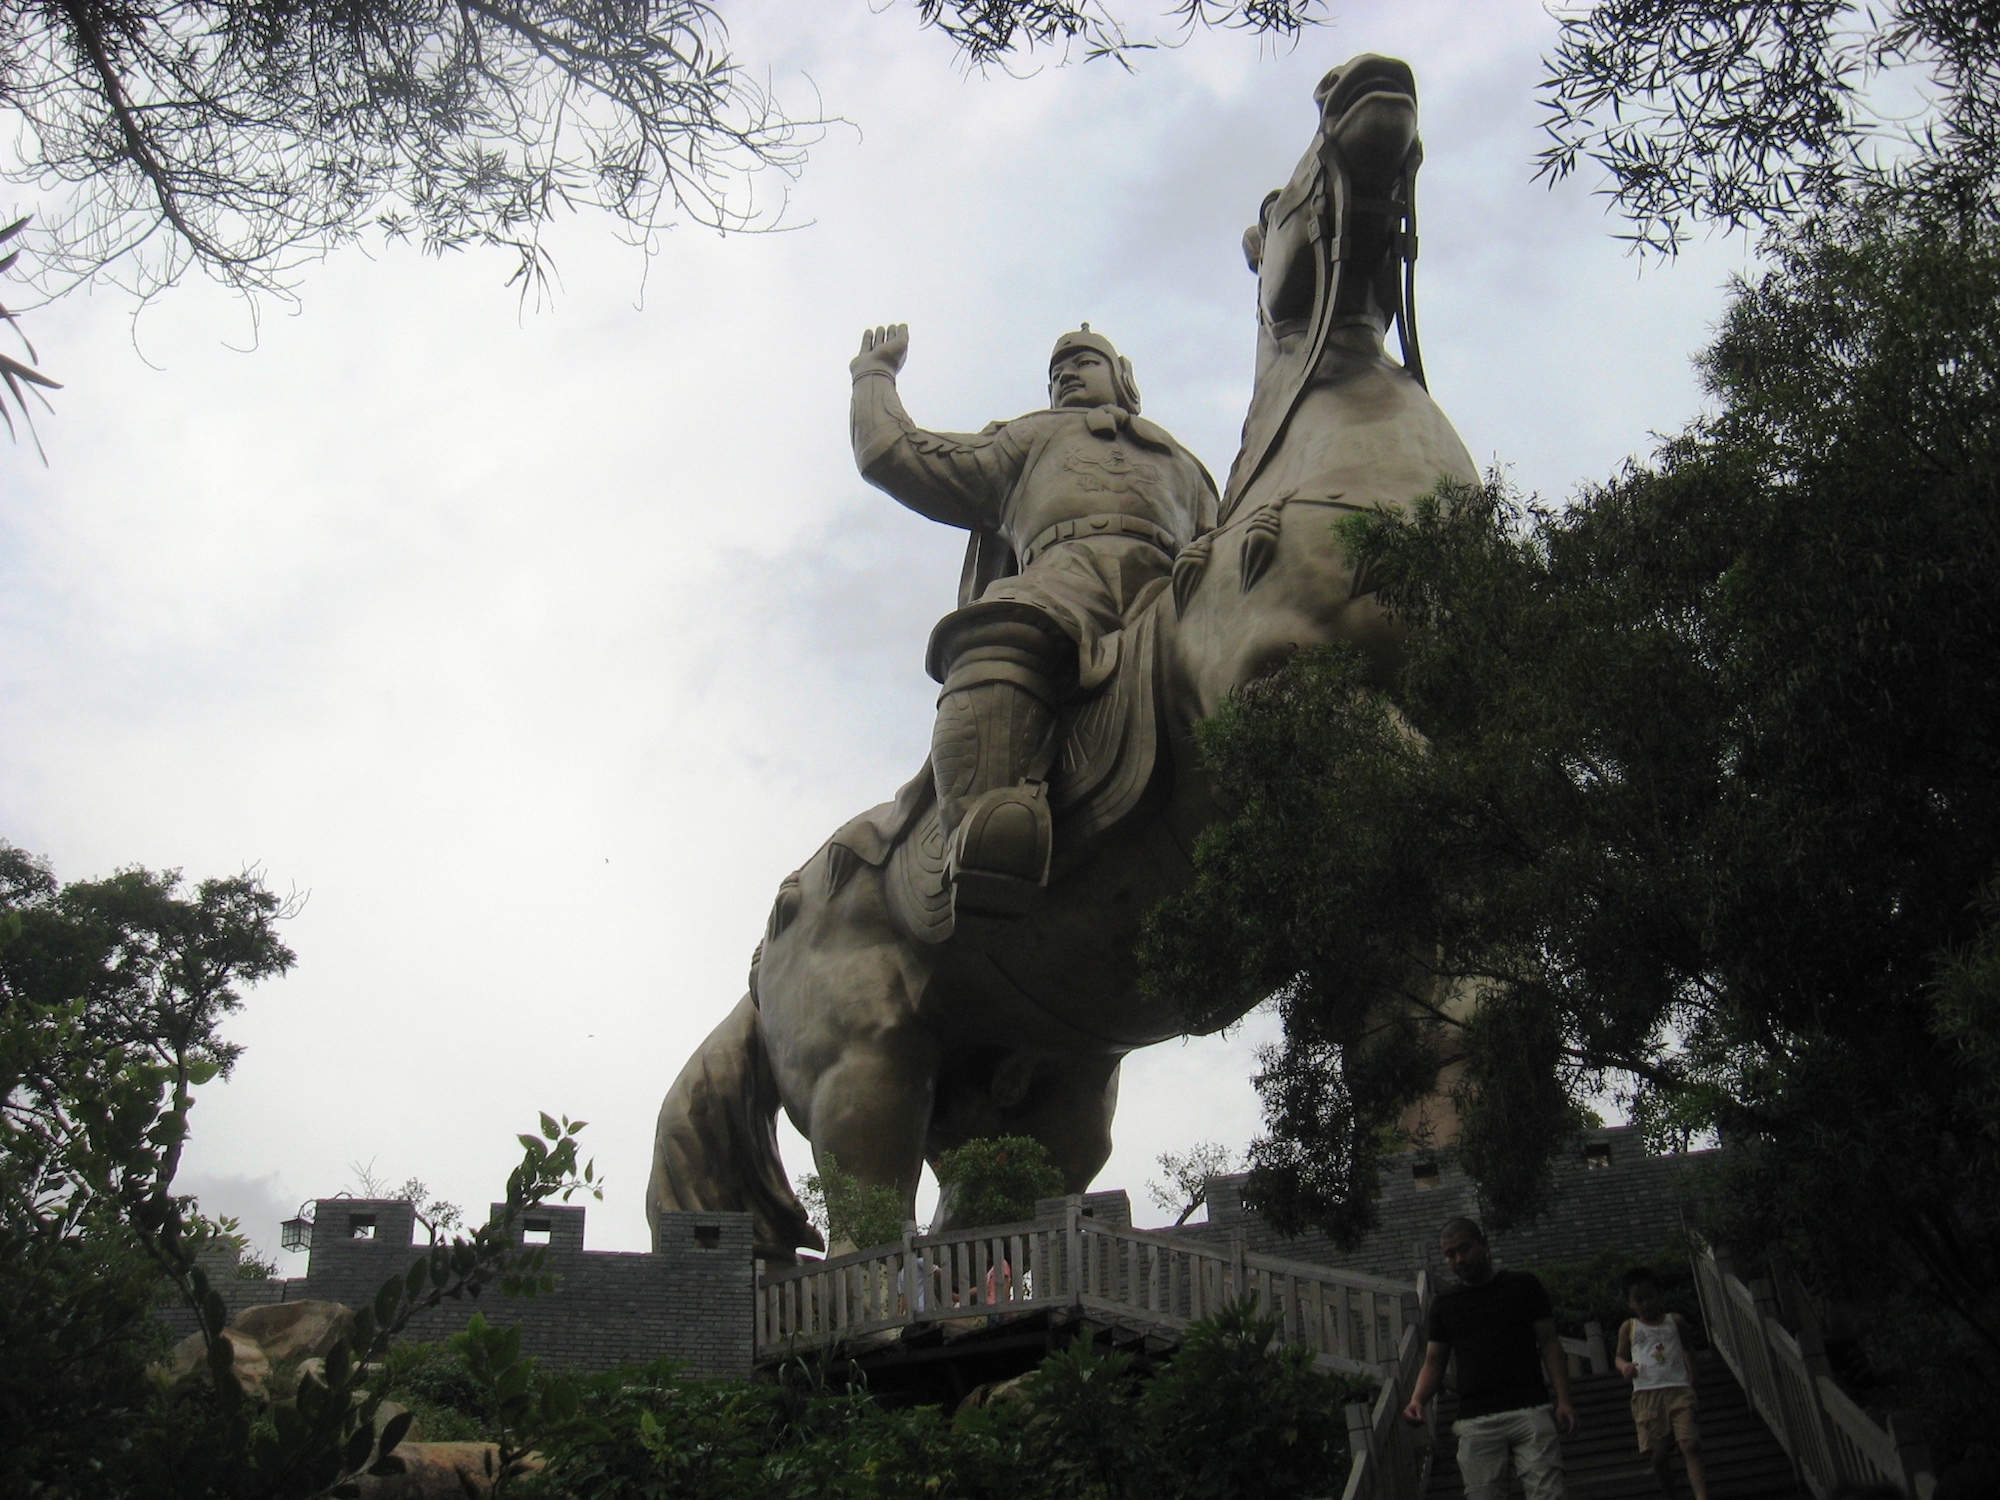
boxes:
[647,54,1478,1261]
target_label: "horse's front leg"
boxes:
[755,862,940,1241]
[804,1017,941,1226]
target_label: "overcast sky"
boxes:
[0,0,1750,1262]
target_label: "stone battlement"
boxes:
[1192,1123,1709,1278]
[164,1199,754,1377]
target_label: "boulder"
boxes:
[230,1300,353,1365]
[163,1327,272,1402]
[351,1443,543,1500]
[957,1371,1032,1413]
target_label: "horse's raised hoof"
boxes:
[949,783,1052,917]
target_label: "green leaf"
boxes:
[343,1420,376,1475]
[374,1275,401,1325]
[541,1376,580,1424]
[540,1111,560,1140]
[377,1408,414,1454]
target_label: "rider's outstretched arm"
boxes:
[849,325,1029,531]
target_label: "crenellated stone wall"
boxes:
[161,1199,755,1377]
[1188,1124,1710,1280]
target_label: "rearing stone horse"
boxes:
[648,55,1478,1260]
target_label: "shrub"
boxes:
[797,1153,907,1252]
[933,1137,1065,1229]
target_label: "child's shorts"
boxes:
[1631,1385,1700,1454]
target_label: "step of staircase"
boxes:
[1423,1352,1805,1500]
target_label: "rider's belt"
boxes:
[1020,514,1179,568]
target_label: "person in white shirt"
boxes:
[1615,1267,1711,1500]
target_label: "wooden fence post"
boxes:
[1065,1198,1082,1308]
[1886,1411,1935,1497]
[1345,1401,1374,1500]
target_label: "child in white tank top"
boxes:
[1615,1267,1710,1500]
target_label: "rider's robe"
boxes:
[851,371,1217,694]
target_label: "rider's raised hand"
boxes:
[852,323,910,379]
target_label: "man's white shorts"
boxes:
[1453,1404,1566,1500]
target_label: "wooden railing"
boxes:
[1692,1243,1936,1500]
[755,1201,1419,1378]
[1338,1269,1436,1500]
[1559,1322,1609,1377]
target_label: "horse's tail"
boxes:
[647,992,822,1262]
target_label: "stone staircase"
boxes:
[1424,1352,1804,1500]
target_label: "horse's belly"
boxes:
[919,808,1214,1052]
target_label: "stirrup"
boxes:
[949,783,1052,918]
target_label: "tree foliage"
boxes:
[933,1135,1065,1229]
[0,842,296,1491]
[0,840,602,1497]
[523,1302,1367,1500]
[1141,190,2000,1414]
[1145,1140,1237,1226]
[1538,0,2000,253]
[0,0,812,304]
[907,0,1320,68]
[0,0,1322,309]
[797,1152,907,1252]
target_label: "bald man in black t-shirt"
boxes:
[1403,1217,1578,1500]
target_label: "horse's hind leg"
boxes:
[998,1052,1122,1193]
[926,1050,1123,1228]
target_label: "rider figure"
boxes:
[849,323,1217,914]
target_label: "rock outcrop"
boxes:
[231,1300,353,1365]
[163,1327,272,1402]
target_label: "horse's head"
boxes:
[1246,60,1413,340]
[1163,56,1475,723]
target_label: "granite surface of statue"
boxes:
[648,54,1480,1260]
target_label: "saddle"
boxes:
[825,593,1167,946]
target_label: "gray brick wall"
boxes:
[159,1198,755,1377]
[1190,1125,1710,1281]
[155,1243,302,1343]
[1035,1189,1133,1226]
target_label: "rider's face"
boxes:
[1051,350,1119,409]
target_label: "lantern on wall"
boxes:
[280,1204,315,1253]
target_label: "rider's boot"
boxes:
[1314,55,1423,366]
[931,619,1063,917]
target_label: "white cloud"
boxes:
[0,0,1749,1253]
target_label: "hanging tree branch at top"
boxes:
[1537,0,2000,255]
[0,0,1324,309]
[0,0,817,305]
